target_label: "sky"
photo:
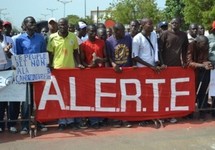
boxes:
[0,0,165,29]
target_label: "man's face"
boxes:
[130,21,139,34]
[144,19,154,32]
[48,21,58,32]
[189,24,198,37]
[3,24,12,35]
[58,20,68,34]
[198,25,205,35]
[87,26,96,39]
[170,18,180,30]
[25,17,36,31]
[97,28,107,40]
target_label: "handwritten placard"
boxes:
[12,52,51,83]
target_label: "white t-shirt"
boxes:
[132,31,158,67]
[0,35,14,70]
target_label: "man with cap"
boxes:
[0,19,18,133]
[156,21,168,40]
[159,21,168,32]
[3,21,12,37]
[208,21,215,117]
[48,18,58,35]
[77,21,88,42]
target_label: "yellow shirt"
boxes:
[47,32,78,69]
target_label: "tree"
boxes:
[67,15,81,25]
[109,0,163,24]
[67,14,94,25]
[164,0,185,21]
[183,0,215,30]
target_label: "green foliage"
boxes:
[67,15,94,25]
[182,0,215,30]
[67,14,80,24]
[164,0,185,21]
[109,0,163,24]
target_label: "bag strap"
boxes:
[142,32,154,56]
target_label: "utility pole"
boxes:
[84,0,86,18]
[47,8,58,17]
[57,0,72,17]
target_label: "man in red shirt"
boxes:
[80,24,107,129]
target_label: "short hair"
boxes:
[23,16,35,25]
[58,18,68,24]
[0,20,3,26]
[113,23,124,32]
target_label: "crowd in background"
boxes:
[0,16,215,135]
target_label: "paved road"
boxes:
[1,118,215,150]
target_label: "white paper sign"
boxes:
[209,69,215,96]
[0,70,26,102]
[12,52,51,83]
[0,46,7,65]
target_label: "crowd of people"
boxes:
[0,16,215,135]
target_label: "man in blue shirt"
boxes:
[15,16,46,135]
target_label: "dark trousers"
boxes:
[0,102,20,130]
[196,69,210,111]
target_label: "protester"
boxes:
[132,18,161,71]
[68,23,75,33]
[129,20,140,38]
[80,24,107,129]
[187,35,213,119]
[0,20,18,133]
[207,21,215,117]
[3,21,12,37]
[47,18,84,131]
[15,16,47,134]
[198,25,205,36]
[106,23,132,128]
[47,18,58,35]
[159,17,189,123]
[97,27,107,41]
[106,27,113,38]
[188,23,198,43]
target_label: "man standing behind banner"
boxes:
[106,23,133,128]
[159,17,189,123]
[47,18,84,131]
[15,16,47,135]
[80,24,107,129]
[208,21,215,117]
[0,19,20,134]
[187,35,213,120]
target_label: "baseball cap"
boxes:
[159,21,168,28]
[48,18,57,24]
[212,21,215,31]
[3,21,12,26]
[78,21,87,29]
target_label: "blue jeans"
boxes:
[58,118,74,125]
[21,83,33,130]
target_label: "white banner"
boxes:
[0,46,7,65]
[0,70,26,102]
[209,70,215,96]
[12,52,51,83]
